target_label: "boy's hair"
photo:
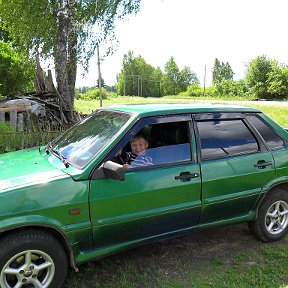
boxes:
[130,133,148,144]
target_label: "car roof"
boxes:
[104,103,260,117]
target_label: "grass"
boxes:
[190,244,288,288]
[74,96,288,126]
[63,224,288,288]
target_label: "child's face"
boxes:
[130,137,148,155]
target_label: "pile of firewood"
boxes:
[0,56,81,131]
[0,92,70,130]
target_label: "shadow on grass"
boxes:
[63,223,288,288]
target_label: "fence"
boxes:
[0,128,66,154]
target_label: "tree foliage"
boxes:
[267,64,288,99]
[78,87,108,100]
[245,55,276,99]
[117,53,198,97]
[212,58,234,84]
[0,42,34,96]
[162,57,182,95]
[162,57,199,95]
[0,0,142,117]
[179,66,199,92]
[117,51,162,97]
[214,79,249,97]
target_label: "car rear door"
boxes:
[194,113,275,224]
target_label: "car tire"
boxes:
[248,188,288,242]
[0,229,68,288]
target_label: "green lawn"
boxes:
[75,96,288,127]
[63,224,288,288]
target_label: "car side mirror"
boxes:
[103,161,125,181]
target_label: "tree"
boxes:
[245,55,276,99]
[96,77,105,88]
[0,42,34,96]
[0,0,142,119]
[117,51,160,97]
[117,53,198,97]
[267,63,288,99]
[212,58,234,84]
[179,66,199,91]
[162,57,198,95]
[162,57,181,95]
[150,67,163,97]
[212,58,222,84]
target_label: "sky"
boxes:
[75,0,288,88]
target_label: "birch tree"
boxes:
[0,0,142,119]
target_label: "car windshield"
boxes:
[50,110,131,168]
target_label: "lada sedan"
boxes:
[0,104,288,287]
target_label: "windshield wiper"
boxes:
[46,142,69,168]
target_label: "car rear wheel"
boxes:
[248,189,288,242]
[0,229,68,288]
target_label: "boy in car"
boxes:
[123,133,153,168]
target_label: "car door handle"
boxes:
[175,172,200,181]
[254,160,273,169]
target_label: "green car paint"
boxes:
[1,103,288,279]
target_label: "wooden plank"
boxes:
[0,112,5,122]
[18,113,24,149]
[0,107,30,113]
[10,110,18,130]
[26,113,32,132]
[18,113,24,131]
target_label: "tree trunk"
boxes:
[67,0,77,111]
[55,0,73,120]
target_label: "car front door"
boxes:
[195,113,275,224]
[89,115,202,248]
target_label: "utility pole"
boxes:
[140,76,143,97]
[97,45,103,107]
[203,65,206,97]
[124,76,126,96]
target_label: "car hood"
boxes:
[0,147,68,192]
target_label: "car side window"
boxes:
[197,119,260,161]
[248,115,285,150]
[114,121,192,169]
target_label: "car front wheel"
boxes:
[249,188,288,242]
[0,229,68,288]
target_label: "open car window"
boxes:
[113,120,192,169]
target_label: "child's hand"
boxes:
[123,163,129,169]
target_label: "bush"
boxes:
[187,84,203,97]
[108,91,118,98]
[0,121,14,133]
[78,88,108,100]
[203,86,215,97]
[0,122,15,153]
[179,84,215,98]
[214,79,250,97]
[182,84,204,97]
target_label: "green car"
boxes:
[1,103,288,288]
